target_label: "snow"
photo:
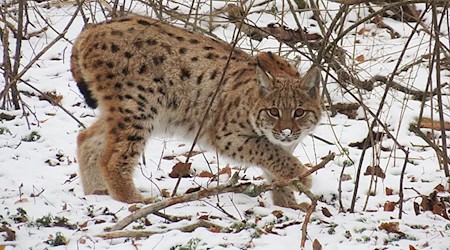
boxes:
[1,1,449,249]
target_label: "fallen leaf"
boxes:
[94,219,106,224]
[384,201,396,211]
[198,215,209,220]
[357,27,371,35]
[341,173,352,181]
[79,221,88,228]
[198,171,215,178]
[209,226,221,233]
[144,218,152,226]
[321,207,333,217]
[272,210,283,219]
[0,226,16,241]
[355,55,365,62]
[14,198,28,204]
[169,162,192,178]
[219,165,232,177]
[386,187,394,195]
[432,202,443,216]
[258,199,265,207]
[434,184,445,192]
[161,189,170,198]
[419,117,450,131]
[344,230,352,239]
[39,91,63,105]
[0,112,15,121]
[333,102,360,119]
[413,202,421,215]
[363,165,386,179]
[313,239,322,250]
[162,155,176,160]
[128,204,141,212]
[181,150,202,157]
[185,186,201,194]
[379,221,404,236]
[409,245,417,250]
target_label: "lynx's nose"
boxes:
[282,129,292,136]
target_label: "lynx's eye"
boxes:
[267,107,280,118]
[293,108,306,119]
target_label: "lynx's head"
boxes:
[250,56,322,149]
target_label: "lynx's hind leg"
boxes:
[98,109,152,203]
[77,119,108,195]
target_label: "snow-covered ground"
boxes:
[1,1,449,249]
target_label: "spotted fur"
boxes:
[71,16,322,208]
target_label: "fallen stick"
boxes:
[99,220,223,239]
[107,153,335,232]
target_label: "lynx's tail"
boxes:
[70,34,98,109]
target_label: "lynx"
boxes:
[71,16,322,209]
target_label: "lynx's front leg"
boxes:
[213,131,310,209]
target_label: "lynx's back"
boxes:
[72,16,322,208]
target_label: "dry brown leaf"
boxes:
[378,221,404,236]
[272,210,283,219]
[0,226,16,241]
[0,246,5,250]
[0,112,16,121]
[14,198,28,204]
[258,200,265,207]
[198,171,215,178]
[169,162,192,178]
[198,215,209,220]
[419,117,450,131]
[363,165,386,179]
[321,207,333,217]
[384,201,396,211]
[39,91,63,105]
[162,155,176,160]
[219,165,232,177]
[409,245,417,250]
[432,202,443,215]
[128,204,140,212]
[313,239,322,250]
[355,55,365,62]
[79,221,89,229]
[385,187,394,195]
[413,202,421,215]
[161,189,170,198]
[185,186,201,194]
[434,184,445,192]
[357,27,371,35]
[209,226,221,233]
[341,173,352,181]
[181,150,202,157]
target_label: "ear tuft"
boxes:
[302,66,321,97]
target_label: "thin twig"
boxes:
[398,149,410,219]
[349,6,428,212]
[431,1,450,177]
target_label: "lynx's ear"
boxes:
[301,66,321,97]
[256,62,275,96]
